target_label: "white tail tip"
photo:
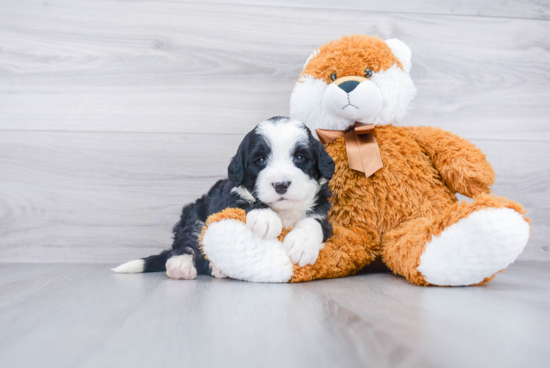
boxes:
[112,259,145,273]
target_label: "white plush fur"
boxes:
[417,208,531,286]
[290,75,333,132]
[202,219,294,283]
[283,217,324,267]
[246,208,283,239]
[384,39,412,73]
[255,119,321,225]
[112,259,145,273]
[166,254,197,280]
[370,65,416,126]
[322,80,383,124]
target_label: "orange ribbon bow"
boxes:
[316,122,383,178]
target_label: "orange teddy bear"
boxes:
[200,35,531,286]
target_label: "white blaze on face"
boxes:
[255,119,320,222]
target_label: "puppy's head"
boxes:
[229,117,334,210]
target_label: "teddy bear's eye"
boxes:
[364,69,373,78]
[330,73,337,82]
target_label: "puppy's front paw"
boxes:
[283,218,324,267]
[166,255,197,280]
[283,228,321,267]
[246,209,283,239]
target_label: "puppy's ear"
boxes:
[228,132,251,187]
[228,154,244,187]
[313,138,335,180]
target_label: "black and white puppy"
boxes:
[113,117,335,279]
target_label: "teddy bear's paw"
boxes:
[246,208,283,239]
[283,219,324,267]
[166,255,197,280]
[417,208,530,286]
[210,262,227,279]
[202,219,294,283]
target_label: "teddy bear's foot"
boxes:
[382,194,531,286]
[201,208,294,283]
[417,207,530,286]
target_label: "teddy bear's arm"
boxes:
[405,126,495,198]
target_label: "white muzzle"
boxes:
[322,76,383,124]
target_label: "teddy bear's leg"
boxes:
[200,208,295,283]
[200,208,378,283]
[382,194,531,286]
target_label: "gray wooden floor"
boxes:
[0,261,548,368]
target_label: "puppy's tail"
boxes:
[112,250,171,273]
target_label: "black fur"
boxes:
[228,128,271,199]
[307,184,333,242]
[140,117,334,276]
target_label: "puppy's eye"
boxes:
[364,68,373,78]
[330,73,337,82]
[293,155,305,164]
[256,157,267,166]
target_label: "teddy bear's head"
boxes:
[290,35,416,132]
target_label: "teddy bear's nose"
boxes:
[338,80,360,93]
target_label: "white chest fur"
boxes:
[275,208,308,228]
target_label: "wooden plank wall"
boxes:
[1,0,549,263]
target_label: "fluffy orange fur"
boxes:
[301,35,402,83]
[201,126,530,285]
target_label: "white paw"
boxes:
[246,208,283,239]
[210,263,228,279]
[166,255,197,280]
[417,208,530,286]
[283,218,324,267]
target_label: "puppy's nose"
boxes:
[272,181,291,195]
[338,80,360,93]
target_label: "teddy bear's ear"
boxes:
[302,48,320,70]
[385,39,412,73]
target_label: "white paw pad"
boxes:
[246,208,283,239]
[417,208,530,286]
[283,218,324,267]
[166,255,197,280]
